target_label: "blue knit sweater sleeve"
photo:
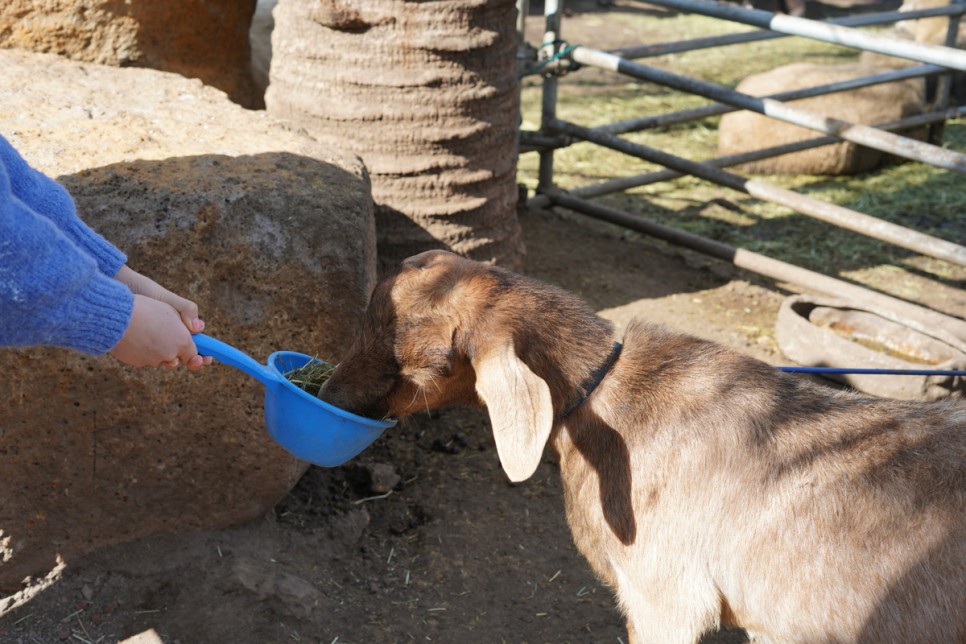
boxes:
[0,138,133,355]
[0,135,127,277]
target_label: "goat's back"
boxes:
[557,321,966,642]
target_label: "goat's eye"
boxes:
[424,352,453,378]
[436,361,453,377]
[401,361,450,389]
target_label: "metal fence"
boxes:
[516,0,966,328]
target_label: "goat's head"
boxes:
[320,250,554,481]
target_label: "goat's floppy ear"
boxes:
[473,340,553,483]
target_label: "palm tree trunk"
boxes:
[266,0,524,272]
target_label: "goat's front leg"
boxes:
[626,618,642,644]
[617,579,716,644]
[623,608,709,644]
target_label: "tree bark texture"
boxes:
[266,0,525,272]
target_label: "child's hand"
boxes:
[114,265,206,334]
[110,295,211,370]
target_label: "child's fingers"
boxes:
[117,266,205,332]
[160,291,204,333]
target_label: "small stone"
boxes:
[431,438,461,455]
[272,571,323,620]
[367,463,401,494]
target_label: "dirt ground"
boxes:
[1,1,962,643]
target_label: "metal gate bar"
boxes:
[611,5,966,60]
[528,105,966,206]
[570,46,966,173]
[537,0,564,190]
[595,65,946,136]
[539,189,966,349]
[550,117,966,267]
[642,0,966,70]
[520,64,949,152]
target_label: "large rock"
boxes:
[894,0,966,48]
[717,62,926,175]
[0,49,378,591]
[858,0,966,107]
[0,0,261,108]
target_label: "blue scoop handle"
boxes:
[193,333,278,387]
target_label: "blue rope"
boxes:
[778,366,966,376]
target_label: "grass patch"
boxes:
[518,9,966,294]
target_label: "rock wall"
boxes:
[0,0,261,108]
[0,49,377,590]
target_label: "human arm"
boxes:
[0,135,208,368]
[0,167,133,354]
[0,187,207,367]
[0,134,127,279]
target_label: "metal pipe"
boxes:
[526,106,966,207]
[520,131,569,150]
[515,0,531,160]
[929,0,964,140]
[516,0,529,38]
[523,65,944,151]
[569,46,966,173]
[598,64,945,136]
[537,0,563,192]
[612,6,966,59]
[539,189,966,348]
[549,117,966,267]
[640,0,966,71]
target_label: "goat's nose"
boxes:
[316,377,344,405]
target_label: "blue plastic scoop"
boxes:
[193,334,395,467]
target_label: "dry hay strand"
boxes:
[284,358,335,397]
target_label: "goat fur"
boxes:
[320,250,966,644]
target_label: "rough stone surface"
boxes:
[266,0,525,273]
[776,295,966,400]
[895,0,966,47]
[717,62,927,175]
[0,0,261,108]
[221,558,323,620]
[0,49,378,589]
[857,0,966,106]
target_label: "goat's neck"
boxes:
[509,296,616,418]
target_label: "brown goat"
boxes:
[319,250,966,644]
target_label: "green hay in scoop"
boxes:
[284,358,335,397]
